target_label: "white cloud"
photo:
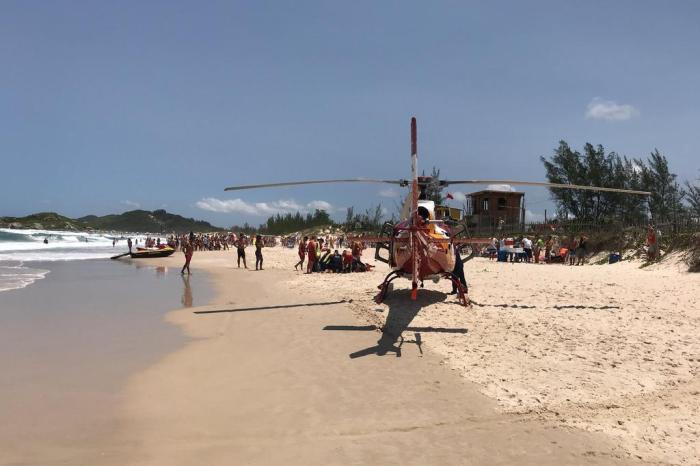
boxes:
[196,197,335,216]
[525,209,545,222]
[379,188,400,198]
[486,184,515,192]
[585,98,638,121]
[121,200,141,208]
[307,200,333,211]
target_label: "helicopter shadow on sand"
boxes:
[323,288,468,359]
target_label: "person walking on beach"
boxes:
[294,236,307,271]
[236,236,247,268]
[255,234,264,270]
[181,240,193,275]
[127,237,133,253]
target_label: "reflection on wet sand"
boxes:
[181,274,193,308]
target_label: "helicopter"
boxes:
[224,118,650,307]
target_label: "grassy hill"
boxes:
[1,209,223,233]
[0,212,82,230]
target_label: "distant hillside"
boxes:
[78,209,223,233]
[1,209,223,233]
[0,212,82,231]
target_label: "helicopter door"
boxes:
[374,221,394,264]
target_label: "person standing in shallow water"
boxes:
[255,234,264,270]
[181,240,193,275]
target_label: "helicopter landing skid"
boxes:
[442,272,470,307]
[374,271,403,304]
[374,270,470,307]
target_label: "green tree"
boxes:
[685,172,700,218]
[636,150,685,223]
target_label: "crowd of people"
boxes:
[484,234,589,265]
[164,226,664,276]
[294,236,369,274]
[172,230,371,275]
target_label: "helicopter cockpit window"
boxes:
[497,198,506,210]
[417,206,430,222]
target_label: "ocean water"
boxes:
[0,258,212,460]
[0,228,151,292]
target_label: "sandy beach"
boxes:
[3,246,697,465]
[83,245,691,466]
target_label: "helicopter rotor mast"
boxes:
[410,117,420,300]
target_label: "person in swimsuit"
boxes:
[306,236,317,274]
[181,240,193,275]
[295,236,307,271]
[255,234,264,270]
[236,235,247,268]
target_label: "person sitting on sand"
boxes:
[329,250,342,273]
[342,249,353,273]
[318,248,332,272]
[181,240,193,275]
[351,241,365,270]
[254,234,264,270]
[294,236,307,271]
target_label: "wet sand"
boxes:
[102,250,643,465]
[0,259,211,465]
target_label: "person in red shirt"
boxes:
[306,236,317,274]
[647,225,658,261]
[342,249,353,273]
[295,236,307,271]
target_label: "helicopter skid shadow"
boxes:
[325,289,469,359]
[469,300,620,311]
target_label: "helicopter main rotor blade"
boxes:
[224,178,403,192]
[443,180,650,196]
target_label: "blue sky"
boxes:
[2,1,699,227]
